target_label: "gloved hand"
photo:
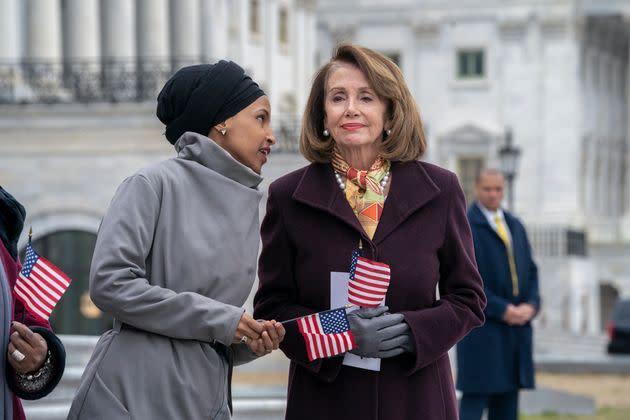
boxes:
[347,306,410,358]
[393,321,416,354]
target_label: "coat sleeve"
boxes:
[7,327,65,400]
[89,174,244,346]
[479,265,510,322]
[400,172,486,374]
[253,185,344,382]
[522,226,541,313]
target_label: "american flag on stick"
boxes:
[348,250,391,308]
[14,233,72,322]
[297,307,356,361]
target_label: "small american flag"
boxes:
[297,308,356,361]
[348,250,391,308]
[14,241,72,322]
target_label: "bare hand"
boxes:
[232,312,264,345]
[7,322,48,374]
[246,320,286,356]
[514,303,536,323]
[502,304,526,326]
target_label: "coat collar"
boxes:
[175,131,263,189]
[292,161,441,245]
[469,202,518,239]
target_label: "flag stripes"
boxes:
[14,242,72,322]
[348,250,391,308]
[297,308,356,361]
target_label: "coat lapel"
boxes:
[470,202,512,245]
[292,163,366,237]
[372,161,441,245]
[292,161,443,245]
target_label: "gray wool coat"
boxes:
[67,132,264,420]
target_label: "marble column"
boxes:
[26,0,63,101]
[293,4,307,115]
[264,0,279,112]
[64,0,101,100]
[0,0,20,102]
[0,0,19,61]
[137,0,169,99]
[170,0,201,70]
[101,0,136,101]
[200,0,228,62]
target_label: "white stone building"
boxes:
[317,0,630,335]
[0,0,317,336]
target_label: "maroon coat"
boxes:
[254,160,486,420]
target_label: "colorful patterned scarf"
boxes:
[332,149,390,239]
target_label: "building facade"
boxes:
[0,0,317,335]
[317,0,630,335]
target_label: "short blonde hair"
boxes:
[300,44,427,162]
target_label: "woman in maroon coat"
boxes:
[254,44,486,420]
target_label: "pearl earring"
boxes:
[220,128,227,135]
[385,129,392,136]
[323,129,329,137]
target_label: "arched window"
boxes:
[20,230,111,335]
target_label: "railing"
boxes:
[0,59,303,152]
[0,58,199,104]
[272,116,301,153]
[528,225,588,258]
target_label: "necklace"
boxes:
[334,171,390,192]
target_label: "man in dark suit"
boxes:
[456,169,540,420]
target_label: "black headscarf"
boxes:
[156,61,265,145]
[0,186,26,260]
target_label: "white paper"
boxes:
[330,271,381,372]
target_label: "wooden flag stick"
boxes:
[279,304,356,325]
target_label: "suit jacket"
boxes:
[456,203,540,394]
[254,161,486,420]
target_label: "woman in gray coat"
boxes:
[68,61,284,420]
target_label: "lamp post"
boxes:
[498,127,521,212]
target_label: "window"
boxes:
[249,0,260,35]
[457,156,484,205]
[279,7,289,45]
[457,49,485,79]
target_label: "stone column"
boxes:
[200,0,228,62]
[264,0,279,112]
[170,0,201,70]
[25,0,63,101]
[623,31,630,240]
[64,0,101,100]
[137,0,170,100]
[0,0,20,102]
[293,4,307,116]
[102,0,136,101]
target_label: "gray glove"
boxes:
[347,306,410,358]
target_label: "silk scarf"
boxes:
[332,149,390,239]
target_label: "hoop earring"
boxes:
[323,129,329,137]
